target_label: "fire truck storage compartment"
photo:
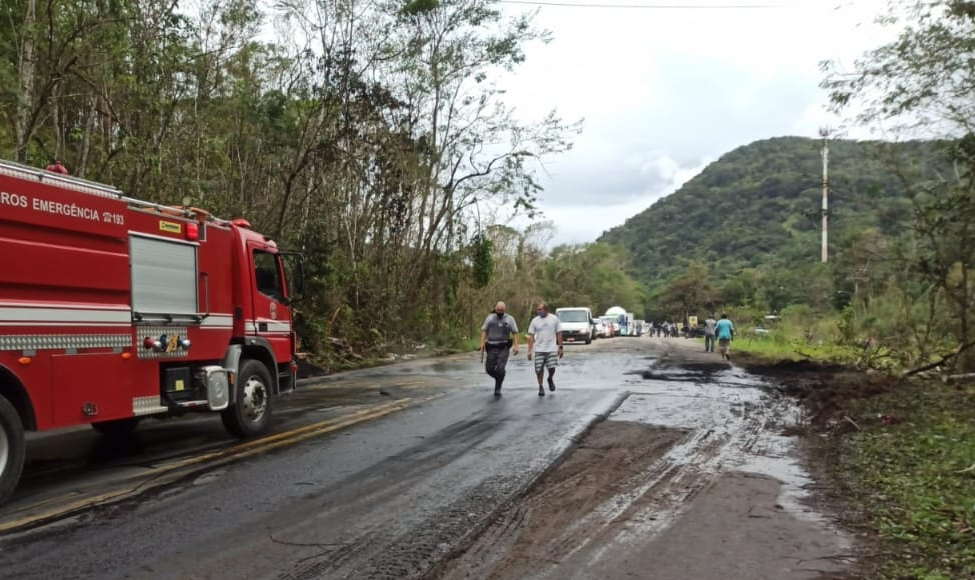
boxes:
[129,234,199,319]
[52,353,133,426]
[163,366,194,402]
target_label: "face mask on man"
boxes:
[496,311,505,318]
[537,310,547,318]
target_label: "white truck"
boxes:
[604,306,627,336]
[555,307,595,344]
[626,312,642,336]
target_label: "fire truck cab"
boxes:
[0,159,303,505]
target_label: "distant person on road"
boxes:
[527,302,563,397]
[703,314,718,352]
[480,301,520,396]
[715,313,735,360]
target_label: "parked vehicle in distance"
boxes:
[599,315,619,337]
[555,307,595,344]
[622,311,636,336]
[592,318,612,339]
[627,312,643,337]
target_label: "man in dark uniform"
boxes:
[479,301,520,396]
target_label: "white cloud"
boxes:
[496,0,901,245]
[524,153,712,246]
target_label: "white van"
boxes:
[556,307,595,344]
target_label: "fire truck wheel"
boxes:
[0,396,26,506]
[91,417,142,438]
[221,359,273,438]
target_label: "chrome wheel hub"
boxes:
[241,376,269,422]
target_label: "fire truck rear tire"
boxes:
[221,359,273,438]
[0,395,26,506]
[91,417,142,438]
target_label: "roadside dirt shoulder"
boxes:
[428,337,854,580]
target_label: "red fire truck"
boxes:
[0,159,303,505]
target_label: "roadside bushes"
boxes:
[842,282,955,372]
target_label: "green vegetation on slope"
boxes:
[599,136,947,292]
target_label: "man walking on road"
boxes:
[703,314,718,352]
[527,302,563,397]
[715,313,735,360]
[480,301,520,396]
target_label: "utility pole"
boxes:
[819,127,830,263]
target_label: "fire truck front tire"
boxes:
[221,359,273,438]
[0,396,26,506]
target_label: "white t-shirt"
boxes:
[528,315,561,352]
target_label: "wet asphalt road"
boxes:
[0,338,664,580]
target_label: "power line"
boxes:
[497,1,783,8]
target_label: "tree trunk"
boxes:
[15,0,37,163]
[78,95,98,177]
[50,76,62,160]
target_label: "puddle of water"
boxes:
[609,368,850,549]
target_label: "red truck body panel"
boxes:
[0,161,296,432]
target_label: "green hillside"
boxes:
[599,136,946,290]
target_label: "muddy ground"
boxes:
[425,337,859,580]
[717,347,904,580]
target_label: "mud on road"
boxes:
[429,338,853,580]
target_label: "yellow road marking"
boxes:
[0,398,415,533]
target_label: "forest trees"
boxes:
[822,0,975,370]
[652,262,717,323]
[539,242,645,316]
[0,0,581,365]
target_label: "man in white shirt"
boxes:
[527,302,563,397]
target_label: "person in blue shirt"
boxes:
[715,313,735,360]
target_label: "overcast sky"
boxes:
[494,0,899,246]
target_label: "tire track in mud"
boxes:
[430,366,790,580]
[598,394,780,558]
[429,421,688,580]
